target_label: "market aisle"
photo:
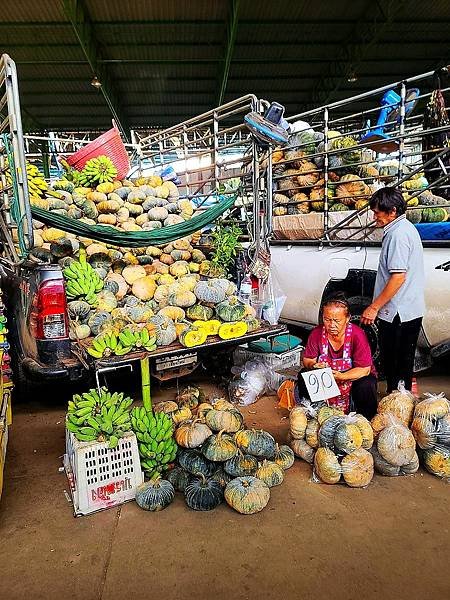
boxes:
[1,376,450,600]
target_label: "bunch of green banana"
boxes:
[119,327,157,352]
[87,327,157,359]
[87,331,133,358]
[131,407,177,476]
[66,387,134,448]
[77,155,118,187]
[59,158,82,184]
[63,251,103,304]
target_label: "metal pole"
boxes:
[141,356,152,413]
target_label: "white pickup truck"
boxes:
[271,240,450,369]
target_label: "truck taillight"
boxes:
[30,279,68,340]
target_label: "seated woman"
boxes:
[301,295,378,419]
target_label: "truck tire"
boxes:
[346,295,381,368]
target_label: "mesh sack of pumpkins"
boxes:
[410,392,450,479]
[287,402,324,464]
[369,384,419,477]
[298,406,374,487]
[136,388,294,514]
[55,236,259,355]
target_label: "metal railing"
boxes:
[0,54,34,260]
[270,66,450,243]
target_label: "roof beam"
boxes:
[304,0,407,110]
[62,0,129,140]
[1,19,450,27]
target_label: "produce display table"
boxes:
[78,323,287,407]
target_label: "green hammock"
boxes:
[30,194,236,248]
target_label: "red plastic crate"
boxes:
[66,126,130,179]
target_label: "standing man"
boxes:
[361,187,425,393]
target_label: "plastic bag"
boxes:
[377,381,416,427]
[370,412,418,477]
[259,265,286,325]
[312,446,374,488]
[410,392,450,479]
[228,359,271,406]
[312,412,375,487]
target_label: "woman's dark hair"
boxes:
[321,292,351,317]
[369,187,406,216]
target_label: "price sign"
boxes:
[301,368,340,403]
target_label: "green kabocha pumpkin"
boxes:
[289,437,315,463]
[87,311,112,336]
[317,405,345,426]
[177,448,216,477]
[243,316,260,333]
[205,407,244,433]
[67,300,91,320]
[341,448,374,488]
[96,290,118,313]
[215,297,247,322]
[135,477,175,512]
[176,385,204,410]
[210,466,234,488]
[174,418,212,449]
[423,446,450,478]
[273,444,295,470]
[399,452,419,475]
[353,414,374,449]
[186,304,214,322]
[197,402,214,419]
[194,280,226,304]
[165,466,191,492]
[377,423,416,467]
[179,326,208,348]
[422,207,448,223]
[305,419,320,449]
[218,321,248,340]
[149,314,177,346]
[255,459,284,487]
[235,429,277,459]
[202,430,238,462]
[313,447,341,484]
[168,289,197,308]
[224,476,270,515]
[334,422,363,454]
[318,416,345,450]
[289,406,308,439]
[370,446,400,477]
[224,451,258,477]
[184,474,224,511]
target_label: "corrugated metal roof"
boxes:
[0,0,449,131]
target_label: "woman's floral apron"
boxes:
[318,323,353,413]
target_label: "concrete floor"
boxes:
[1,370,450,600]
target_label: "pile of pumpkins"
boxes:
[25,176,260,350]
[288,404,375,487]
[411,393,450,479]
[29,175,192,242]
[270,128,445,219]
[135,387,295,514]
[369,388,419,477]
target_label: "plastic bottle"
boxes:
[238,272,253,305]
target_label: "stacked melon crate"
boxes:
[0,289,13,499]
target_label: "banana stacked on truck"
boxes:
[131,407,177,477]
[87,327,157,359]
[66,387,133,448]
[77,155,118,187]
[63,251,104,304]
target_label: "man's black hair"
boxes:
[369,187,406,216]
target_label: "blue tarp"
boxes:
[415,222,450,241]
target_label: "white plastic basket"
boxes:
[64,429,143,517]
[233,344,303,391]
